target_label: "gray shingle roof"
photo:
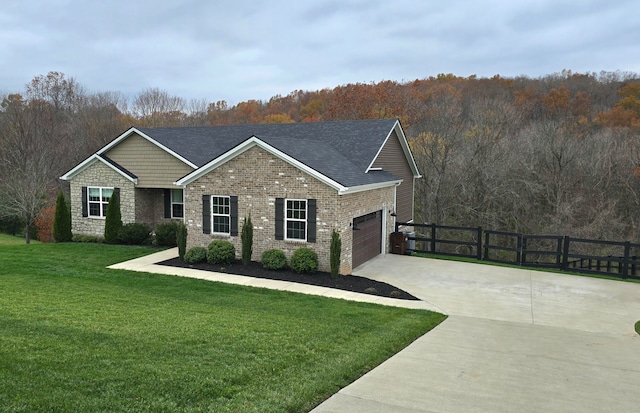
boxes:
[138,119,401,187]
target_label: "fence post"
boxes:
[516,234,523,265]
[484,231,490,260]
[622,241,630,278]
[476,227,483,261]
[521,236,527,266]
[562,236,570,271]
[555,237,563,267]
[431,224,437,253]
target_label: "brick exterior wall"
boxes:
[337,187,396,273]
[184,145,396,274]
[135,188,174,228]
[69,162,135,236]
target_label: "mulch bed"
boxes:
[157,258,419,301]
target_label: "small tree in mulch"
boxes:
[241,215,253,266]
[53,191,72,242]
[330,229,342,277]
[104,191,122,244]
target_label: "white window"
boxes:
[286,199,307,241]
[88,187,113,218]
[211,196,230,234]
[171,189,184,218]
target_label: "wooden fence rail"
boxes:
[395,222,640,279]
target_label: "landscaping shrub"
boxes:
[184,246,207,264]
[207,240,235,265]
[261,249,287,270]
[72,235,103,243]
[104,192,122,244]
[53,191,72,242]
[290,248,318,273]
[117,223,151,245]
[241,215,253,265]
[176,222,187,260]
[155,221,179,246]
[330,229,341,277]
[34,204,55,243]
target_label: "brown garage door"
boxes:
[352,210,382,269]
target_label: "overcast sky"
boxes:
[2,0,639,105]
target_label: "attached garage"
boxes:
[351,210,383,269]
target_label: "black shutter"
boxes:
[307,199,316,243]
[164,189,171,218]
[202,195,211,234]
[230,196,238,236]
[114,188,120,200]
[275,198,284,240]
[81,186,88,217]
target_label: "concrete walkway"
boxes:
[111,250,640,412]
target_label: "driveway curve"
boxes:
[311,255,640,413]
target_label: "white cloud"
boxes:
[1,0,639,103]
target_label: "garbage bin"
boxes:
[390,232,407,255]
[405,231,415,255]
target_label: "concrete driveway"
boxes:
[311,255,640,412]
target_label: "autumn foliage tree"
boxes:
[4,69,640,244]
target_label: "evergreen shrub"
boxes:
[290,248,318,273]
[184,246,207,264]
[207,240,235,265]
[117,223,151,245]
[261,249,287,270]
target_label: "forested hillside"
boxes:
[2,70,640,241]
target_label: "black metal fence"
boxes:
[395,222,640,279]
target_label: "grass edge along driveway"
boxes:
[0,241,446,413]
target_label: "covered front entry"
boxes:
[351,210,383,269]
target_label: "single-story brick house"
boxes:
[60,119,420,273]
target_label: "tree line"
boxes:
[1,70,640,242]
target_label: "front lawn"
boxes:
[0,233,39,245]
[0,242,445,412]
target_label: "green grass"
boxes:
[0,242,446,412]
[0,233,40,245]
[414,252,640,283]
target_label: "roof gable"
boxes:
[99,127,197,168]
[60,154,138,183]
[368,121,420,178]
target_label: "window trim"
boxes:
[171,189,184,219]
[210,195,231,235]
[285,198,307,241]
[87,186,114,218]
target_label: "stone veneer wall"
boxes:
[69,162,135,236]
[184,145,395,274]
